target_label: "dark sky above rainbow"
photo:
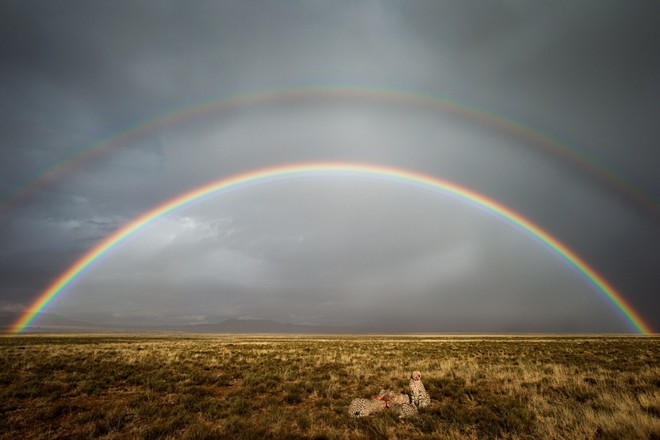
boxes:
[1,1,659,333]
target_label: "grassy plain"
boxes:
[1,334,659,439]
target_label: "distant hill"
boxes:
[181,318,386,334]
[2,314,388,334]
[0,312,113,333]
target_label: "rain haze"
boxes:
[1,1,659,333]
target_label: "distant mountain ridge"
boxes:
[1,313,387,334]
[0,312,112,332]
[184,318,385,334]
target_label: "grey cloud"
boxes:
[1,1,659,332]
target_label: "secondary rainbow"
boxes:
[2,86,658,220]
[9,163,653,334]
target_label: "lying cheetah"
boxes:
[348,397,387,418]
[409,370,431,409]
[390,402,419,418]
[371,389,418,418]
[374,388,410,406]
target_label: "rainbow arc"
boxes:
[9,163,653,334]
[2,87,658,220]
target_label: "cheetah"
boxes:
[348,397,387,418]
[374,388,410,406]
[372,389,418,418]
[409,370,431,409]
[390,402,419,418]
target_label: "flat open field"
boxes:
[1,335,659,439]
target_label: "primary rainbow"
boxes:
[9,162,653,334]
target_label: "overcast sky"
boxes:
[1,1,659,332]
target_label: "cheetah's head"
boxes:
[411,371,422,381]
[372,390,391,408]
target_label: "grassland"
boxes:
[1,334,659,439]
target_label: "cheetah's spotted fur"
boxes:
[348,398,387,418]
[373,389,417,418]
[375,388,410,406]
[409,370,431,409]
[390,402,419,418]
[348,371,430,419]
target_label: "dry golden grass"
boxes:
[1,334,658,439]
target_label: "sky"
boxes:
[1,1,659,333]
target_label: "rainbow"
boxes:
[2,86,658,219]
[9,163,653,334]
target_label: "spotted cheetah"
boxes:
[372,389,418,418]
[348,397,387,418]
[374,388,410,406]
[390,402,419,418]
[409,371,430,409]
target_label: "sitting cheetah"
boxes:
[348,397,387,418]
[409,371,431,409]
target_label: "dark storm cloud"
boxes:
[1,1,659,332]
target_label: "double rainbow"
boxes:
[9,163,653,334]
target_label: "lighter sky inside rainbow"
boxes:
[11,163,652,334]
